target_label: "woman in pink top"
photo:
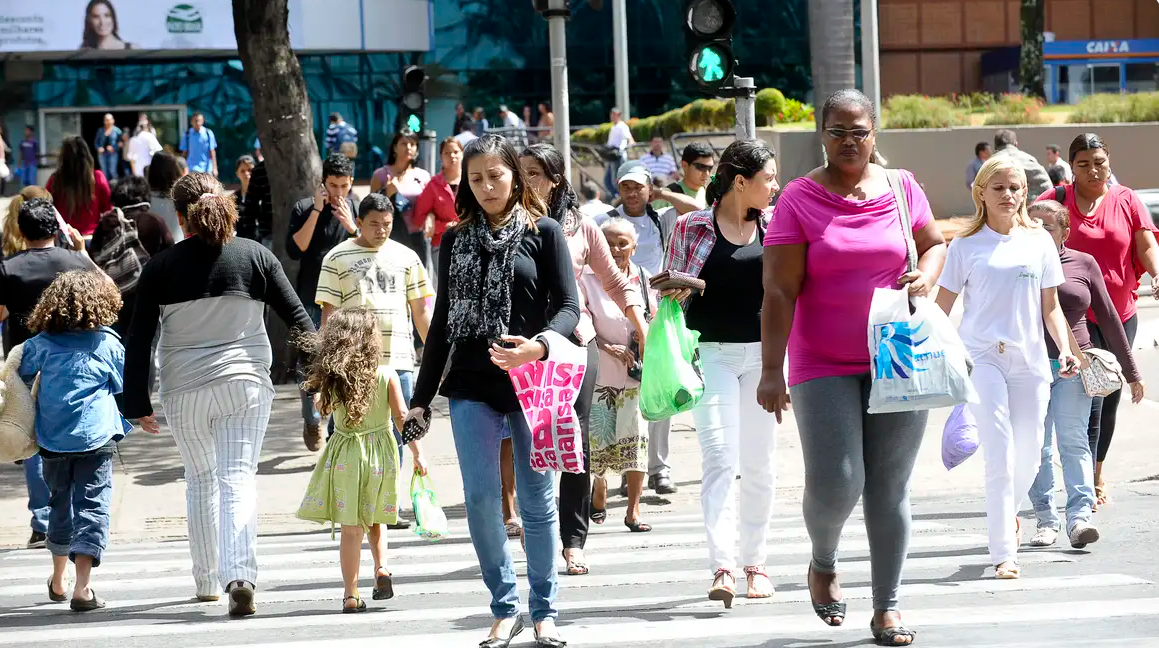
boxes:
[372,130,432,268]
[413,137,464,286]
[520,143,647,577]
[759,90,946,647]
[1033,133,1159,506]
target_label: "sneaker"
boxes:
[1028,525,1058,547]
[303,422,322,452]
[1069,522,1100,549]
[648,473,678,495]
[27,531,46,549]
[227,580,256,617]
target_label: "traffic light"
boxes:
[682,0,736,89]
[401,65,427,132]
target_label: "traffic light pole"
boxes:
[542,0,572,181]
[612,0,630,118]
[732,77,757,140]
[861,0,882,124]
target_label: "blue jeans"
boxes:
[19,163,37,186]
[1028,366,1095,532]
[299,304,323,425]
[23,454,50,534]
[448,398,558,622]
[98,152,119,180]
[41,447,115,566]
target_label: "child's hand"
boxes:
[413,453,429,477]
[138,415,160,435]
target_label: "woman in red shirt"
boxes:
[46,136,111,238]
[412,137,463,285]
[1035,132,1159,506]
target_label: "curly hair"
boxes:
[28,271,122,334]
[171,173,237,246]
[299,308,383,428]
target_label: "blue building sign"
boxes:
[1044,39,1159,104]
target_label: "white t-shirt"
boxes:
[595,205,663,276]
[937,224,1064,382]
[607,121,632,152]
[129,131,163,176]
[453,130,478,146]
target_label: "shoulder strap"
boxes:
[636,264,652,319]
[886,169,918,274]
[1054,185,1066,203]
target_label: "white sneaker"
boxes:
[1069,522,1100,549]
[1028,525,1058,547]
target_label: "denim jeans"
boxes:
[23,453,50,534]
[448,398,558,622]
[98,152,119,180]
[1028,365,1095,532]
[299,304,323,425]
[41,446,115,567]
[19,163,37,186]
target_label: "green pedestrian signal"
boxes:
[697,46,725,83]
[407,114,422,132]
[682,0,735,89]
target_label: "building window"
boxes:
[1126,63,1159,93]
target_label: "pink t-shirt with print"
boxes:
[763,170,933,387]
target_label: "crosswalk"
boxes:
[0,504,1156,647]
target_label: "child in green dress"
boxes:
[296,308,428,613]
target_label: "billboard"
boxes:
[0,0,433,54]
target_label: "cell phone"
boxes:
[490,337,518,349]
[627,337,643,382]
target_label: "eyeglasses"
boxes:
[824,128,873,142]
[690,162,714,172]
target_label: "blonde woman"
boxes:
[3,187,53,258]
[935,157,1082,580]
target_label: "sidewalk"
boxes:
[4,365,1159,547]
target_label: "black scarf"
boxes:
[446,207,528,342]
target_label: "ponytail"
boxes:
[171,172,238,246]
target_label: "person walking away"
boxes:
[603,107,633,197]
[325,112,358,157]
[414,138,464,288]
[93,114,122,181]
[638,135,678,184]
[46,136,112,237]
[287,154,358,451]
[520,143,648,576]
[234,156,261,242]
[178,112,218,176]
[128,117,163,177]
[454,119,479,148]
[1024,200,1143,550]
[147,151,187,241]
[3,187,54,259]
[966,142,991,192]
[1034,133,1159,508]
[497,105,527,148]
[935,156,1081,581]
[296,308,429,612]
[759,89,946,645]
[991,129,1050,198]
[581,219,653,540]
[406,134,578,647]
[19,126,38,187]
[124,173,315,616]
[0,197,95,551]
[665,139,780,606]
[19,270,136,611]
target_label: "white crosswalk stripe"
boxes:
[0,507,1151,648]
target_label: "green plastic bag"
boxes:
[410,473,449,541]
[639,296,704,421]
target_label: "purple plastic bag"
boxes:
[941,404,979,470]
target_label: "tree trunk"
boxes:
[808,0,857,122]
[1019,0,1046,98]
[233,0,321,382]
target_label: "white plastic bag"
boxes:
[867,288,976,414]
[0,343,37,463]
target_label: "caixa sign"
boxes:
[1087,40,1130,54]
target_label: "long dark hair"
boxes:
[1068,132,1108,164]
[53,136,96,218]
[146,151,183,195]
[386,129,419,167]
[81,0,121,48]
[705,139,776,222]
[455,134,544,230]
[520,143,579,226]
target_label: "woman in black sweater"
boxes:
[408,134,578,648]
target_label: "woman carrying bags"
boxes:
[663,139,780,607]
[935,156,1082,581]
[406,134,578,648]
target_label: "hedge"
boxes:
[1068,92,1159,123]
[983,93,1049,125]
[882,95,966,129]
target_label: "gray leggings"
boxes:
[791,373,927,611]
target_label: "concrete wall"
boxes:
[758,123,1159,219]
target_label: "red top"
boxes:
[412,173,459,247]
[1035,184,1156,324]
[46,170,112,237]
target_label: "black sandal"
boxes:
[341,595,367,613]
[47,577,67,603]
[372,571,394,600]
[871,619,917,646]
[808,567,846,626]
[480,616,526,648]
[589,507,607,524]
[624,518,652,533]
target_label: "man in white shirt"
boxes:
[638,135,678,183]
[604,107,634,197]
[1045,144,1073,183]
[453,118,478,147]
[578,180,614,219]
[497,105,527,147]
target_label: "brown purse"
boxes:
[648,270,706,295]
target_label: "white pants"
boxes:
[162,379,275,596]
[969,345,1049,565]
[691,342,777,574]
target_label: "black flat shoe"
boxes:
[372,571,394,600]
[534,627,568,648]
[624,518,652,533]
[341,596,367,613]
[808,566,845,626]
[871,619,917,646]
[47,578,67,603]
[70,590,105,612]
[479,616,525,648]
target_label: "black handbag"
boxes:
[400,408,431,445]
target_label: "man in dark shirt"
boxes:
[286,153,357,451]
[0,197,96,550]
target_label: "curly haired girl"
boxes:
[296,307,428,613]
[18,270,140,611]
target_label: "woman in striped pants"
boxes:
[122,173,315,617]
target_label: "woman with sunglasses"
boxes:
[759,89,946,646]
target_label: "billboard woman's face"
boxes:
[89,3,115,37]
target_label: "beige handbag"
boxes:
[0,343,38,463]
[1080,348,1124,398]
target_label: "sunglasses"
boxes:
[824,128,873,142]
[689,162,714,172]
